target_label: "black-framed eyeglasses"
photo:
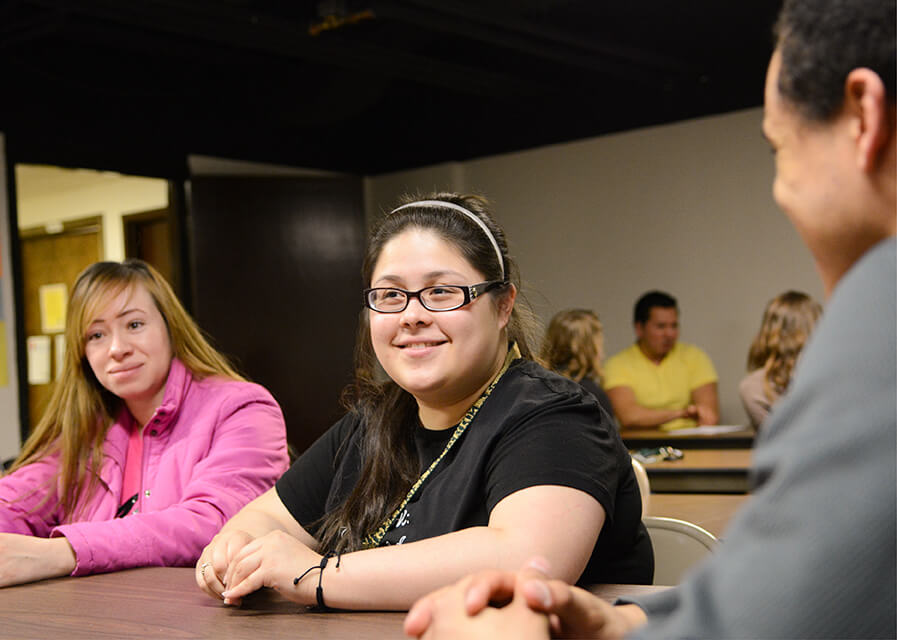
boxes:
[363,280,508,313]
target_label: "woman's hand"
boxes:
[194,489,324,604]
[195,529,256,600]
[220,530,322,606]
[0,533,76,588]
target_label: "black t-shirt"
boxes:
[578,375,616,422]
[276,359,653,585]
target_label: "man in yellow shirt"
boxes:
[604,291,719,430]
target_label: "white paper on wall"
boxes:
[26,335,51,385]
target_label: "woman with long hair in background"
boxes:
[541,308,616,422]
[740,291,822,428]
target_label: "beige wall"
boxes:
[364,108,823,425]
[364,161,468,225]
[15,166,169,261]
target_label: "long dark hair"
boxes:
[316,193,541,552]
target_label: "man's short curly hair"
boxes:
[774,0,896,121]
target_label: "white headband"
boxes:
[390,200,506,280]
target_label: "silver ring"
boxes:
[200,562,212,577]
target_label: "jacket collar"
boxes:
[147,357,190,433]
[106,357,190,451]
[101,358,189,472]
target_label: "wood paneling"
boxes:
[188,176,365,456]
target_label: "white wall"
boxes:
[0,135,22,460]
[364,108,823,425]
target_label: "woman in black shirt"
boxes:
[195,194,652,610]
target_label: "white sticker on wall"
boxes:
[27,335,51,385]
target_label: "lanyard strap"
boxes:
[361,344,521,549]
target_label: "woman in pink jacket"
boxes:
[0,259,288,586]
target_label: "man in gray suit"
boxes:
[404,0,896,637]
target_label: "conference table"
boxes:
[639,448,753,494]
[647,492,749,538]
[1,567,667,639]
[622,426,755,449]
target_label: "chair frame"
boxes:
[643,515,719,585]
[630,456,651,516]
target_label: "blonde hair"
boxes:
[747,291,822,401]
[8,259,244,520]
[541,309,605,384]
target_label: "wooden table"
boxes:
[0,567,667,639]
[622,426,755,449]
[648,493,749,538]
[639,448,753,494]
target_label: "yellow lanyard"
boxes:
[361,344,521,549]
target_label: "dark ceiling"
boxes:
[1,0,782,178]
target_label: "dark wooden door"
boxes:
[124,207,174,286]
[20,219,102,432]
[188,176,365,456]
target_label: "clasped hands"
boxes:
[194,529,322,606]
[682,404,715,425]
[403,557,644,640]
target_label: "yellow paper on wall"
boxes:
[39,283,68,334]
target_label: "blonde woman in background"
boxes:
[740,291,822,428]
[0,259,288,586]
[541,309,615,422]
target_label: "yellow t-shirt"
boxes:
[604,342,718,430]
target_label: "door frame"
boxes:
[19,215,103,241]
[122,205,183,299]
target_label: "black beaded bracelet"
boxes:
[293,551,341,610]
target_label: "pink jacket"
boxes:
[0,358,288,576]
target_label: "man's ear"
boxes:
[845,68,891,172]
